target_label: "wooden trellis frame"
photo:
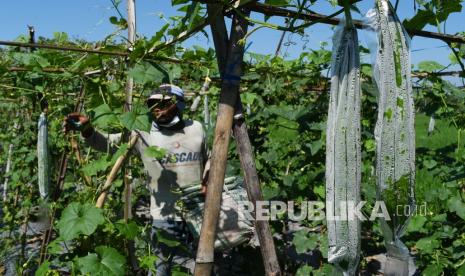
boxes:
[194,3,281,276]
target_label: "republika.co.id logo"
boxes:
[236,200,427,221]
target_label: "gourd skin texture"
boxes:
[38,112,50,199]
[373,0,416,261]
[326,23,361,275]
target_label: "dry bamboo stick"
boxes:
[205,3,281,274]
[2,114,18,201]
[233,114,282,276]
[123,0,136,221]
[123,0,139,270]
[95,135,138,208]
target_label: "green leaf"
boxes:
[296,265,314,276]
[361,63,372,77]
[308,139,324,156]
[422,264,443,276]
[282,175,294,187]
[92,103,120,129]
[364,139,375,152]
[109,16,127,28]
[328,0,338,7]
[82,157,111,177]
[35,260,51,276]
[319,235,328,258]
[403,1,462,30]
[292,229,318,254]
[313,185,325,199]
[156,229,181,247]
[119,107,151,132]
[115,219,139,240]
[265,0,289,6]
[416,236,440,254]
[315,263,341,276]
[128,62,165,85]
[418,61,444,72]
[406,215,427,233]
[144,146,167,159]
[458,263,465,275]
[447,196,465,220]
[110,143,130,164]
[241,92,258,105]
[165,63,182,81]
[403,9,435,31]
[57,202,105,240]
[172,0,190,6]
[77,246,126,276]
[423,159,437,169]
[139,254,157,273]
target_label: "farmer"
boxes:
[64,84,208,275]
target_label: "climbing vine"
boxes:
[0,0,465,275]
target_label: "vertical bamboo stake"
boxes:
[2,143,14,201]
[205,3,281,275]
[2,117,18,201]
[233,109,282,276]
[124,1,138,270]
[124,0,136,222]
[194,6,251,276]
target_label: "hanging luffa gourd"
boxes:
[371,0,415,273]
[37,112,51,199]
[325,16,361,275]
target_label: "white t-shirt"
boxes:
[85,120,206,221]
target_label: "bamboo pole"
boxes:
[194,6,250,276]
[124,0,136,222]
[0,40,184,64]
[2,121,17,201]
[123,0,139,270]
[233,103,282,276]
[2,110,19,201]
[95,135,138,208]
[205,3,281,275]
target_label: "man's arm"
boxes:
[82,128,122,154]
[65,113,122,154]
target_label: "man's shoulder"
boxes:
[184,120,204,131]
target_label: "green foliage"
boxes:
[128,62,166,85]
[0,1,465,274]
[292,229,319,253]
[418,60,445,72]
[57,202,105,240]
[265,0,290,6]
[115,219,139,240]
[404,0,462,31]
[119,106,151,132]
[144,146,167,159]
[76,246,126,276]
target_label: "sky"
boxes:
[0,0,464,74]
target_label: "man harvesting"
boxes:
[64,84,208,275]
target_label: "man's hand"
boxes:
[63,113,93,137]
